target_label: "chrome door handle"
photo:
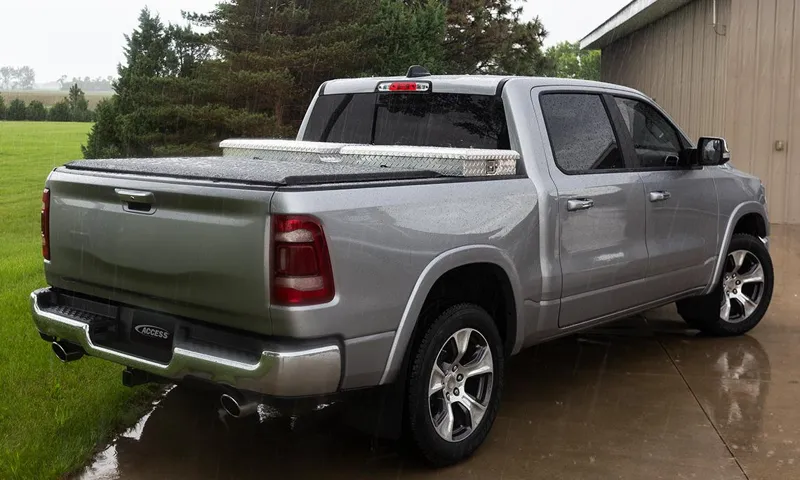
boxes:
[649,191,671,202]
[566,198,594,211]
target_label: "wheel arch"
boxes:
[704,201,770,295]
[378,245,524,385]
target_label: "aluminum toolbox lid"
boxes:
[220,139,346,154]
[220,139,519,177]
[338,145,519,177]
[221,139,346,165]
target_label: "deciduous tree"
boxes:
[0,66,36,89]
[543,41,601,81]
[59,76,115,91]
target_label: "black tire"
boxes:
[406,303,504,466]
[677,233,774,336]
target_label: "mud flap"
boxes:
[341,382,405,440]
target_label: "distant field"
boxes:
[0,122,156,479]
[1,90,112,109]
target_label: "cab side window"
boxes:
[540,93,626,174]
[614,97,684,169]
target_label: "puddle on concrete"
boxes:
[76,388,168,480]
[73,304,796,480]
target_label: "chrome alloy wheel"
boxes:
[428,328,494,442]
[720,250,766,323]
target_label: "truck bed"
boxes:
[66,156,439,186]
[44,153,460,336]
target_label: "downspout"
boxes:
[713,0,727,36]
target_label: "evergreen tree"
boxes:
[0,94,6,120]
[192,0,381,127]
[48,100,71,122]
[369,0,447,76]
[26,100,47,121]
[83,98,123,157]
[7,99,26,120]
[84,9,216,157]
[84,2,550,158]
[68,84,88,111]
[66,84,93,121]
[443,0,548,75]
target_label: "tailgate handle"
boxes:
[117,189,154,203]
[114,188,155,203]
[116,189,155,214]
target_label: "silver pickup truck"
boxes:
[31,70,773,465]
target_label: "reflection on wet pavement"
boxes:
[76,226,800,479]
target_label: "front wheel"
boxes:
[677,233,774,336]
[406,303,504,466]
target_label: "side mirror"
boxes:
[696,137,731,166]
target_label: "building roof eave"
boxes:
[580,0,695,50]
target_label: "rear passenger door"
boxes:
[610,96,718,294]
[534,90,649,327]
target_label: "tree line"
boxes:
[0,84,94,122]
[59,76,114,91]
[0,66,35,90]
[0,66,115,91]
[79,0,599,159]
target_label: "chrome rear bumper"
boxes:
[30,288,341,397]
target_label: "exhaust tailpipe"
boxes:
[52,341,84,363]
[220,392,259,418]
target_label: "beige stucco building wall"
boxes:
[600,0,800,224]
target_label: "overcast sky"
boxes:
[0,0,630,84]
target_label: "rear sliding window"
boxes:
[303,93,509,149]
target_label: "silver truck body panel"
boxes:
[638,168,718,293]
[44,169,276,334]
[268,177,538,342]
[34,75,769,396]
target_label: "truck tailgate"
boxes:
[45,167,275,333]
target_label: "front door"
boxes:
[535,90,650,327]
[611,96,718,294]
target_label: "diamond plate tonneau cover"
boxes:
[220,139,519,177]
[65,156,436,186]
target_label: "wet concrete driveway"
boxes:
[77,226,800,479]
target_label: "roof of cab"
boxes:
[322,75,642,97]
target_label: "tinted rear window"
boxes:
[303,93,509,149]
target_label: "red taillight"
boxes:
[271,215,334,306]
[41,188,50,260]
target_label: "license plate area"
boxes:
[129,311,176,363]
[90,308,176,364]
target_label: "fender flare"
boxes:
[703,201,769,295]
[378,245,525,385]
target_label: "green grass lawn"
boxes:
[0,122,156,479]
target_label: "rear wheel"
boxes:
[406,303,504,466]
[677,234,773,336]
